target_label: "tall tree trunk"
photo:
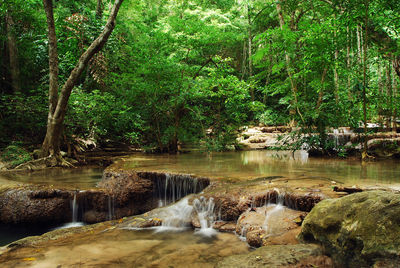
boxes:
[96,0,103,19]
[377,62,384,126]
[362,0,369,160]
[276,2,305,124]
[333,16,339,103]
[394,56,400,81]
[356,25,363,66]
[386,62,393,130]
[41,0,124,165]
[392,62,398,132]
[346,26,351,92]
[316,67,328,109]
[247,3,254,100]
[42,0,60,161]
[6,11,20,92]
[241,40,247,80]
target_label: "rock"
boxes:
[212,221,236,232]
[217,244,332,268]
[83,210,107,223]
[299,191,400,267]
[235,206,306,247]
[367,138,400,158]
[236,207,267,235]
[246,229,264,247]
[0,187,72,224]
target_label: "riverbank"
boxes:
[238,126,400,159]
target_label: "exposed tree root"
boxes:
[14,155,76,171]
[362,151,375,161]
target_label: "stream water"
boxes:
[118,150,400,186]
[0,167,103,189]
[3,229,249,267]
[1,150,400,266]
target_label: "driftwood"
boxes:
[333,186,363,194]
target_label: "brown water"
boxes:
[117,150,400,186]
[2,150,400,266]
[0,167,103,189]
[2,229,249,268]
[2,150,399,189]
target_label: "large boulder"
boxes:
[299,191,400,267]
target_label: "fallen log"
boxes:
[333,186,363,194]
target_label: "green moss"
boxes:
[0,142,32,168]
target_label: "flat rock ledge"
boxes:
[217,244,333,268]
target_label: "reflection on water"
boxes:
[0,224,54,247]
[120,150,400,185]
[6,229,249,267]
[0,167,103,189]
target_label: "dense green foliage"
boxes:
[1,0,400,154]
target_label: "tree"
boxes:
[40,0,124,165]
[6,9,20,92]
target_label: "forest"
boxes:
[1,0,400,166]
[2,1,400,266]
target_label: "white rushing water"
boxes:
[72,192,78,222]
[108,195,115,221]
[156,197,194,232]
[263,189,286,235]
[157,173,203,207]
[154,196,217,237]
[193,196,217,237]
[55,192,84,229]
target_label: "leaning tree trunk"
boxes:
[41,0,124,165]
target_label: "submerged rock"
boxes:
[217,244,333,268]
[236,206,306,247]
[299,191,400,267]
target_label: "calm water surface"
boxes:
[119,150,400,185]
[0,167,103,189]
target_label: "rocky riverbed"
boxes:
[1,152,400,267]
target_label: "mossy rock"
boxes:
[367,138,400,158]
[299,191,400,267]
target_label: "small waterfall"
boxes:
[155,173,207,207]
[108,195,115,221]
[274,188,285,206]
[263,189,286,236]
[56,191,84,229]
[156,196,217,237]
[263,204,285,236]
[193,196,217,237]
[156,197,193,232]
[333,129,339,149]
[72,192,78,222]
